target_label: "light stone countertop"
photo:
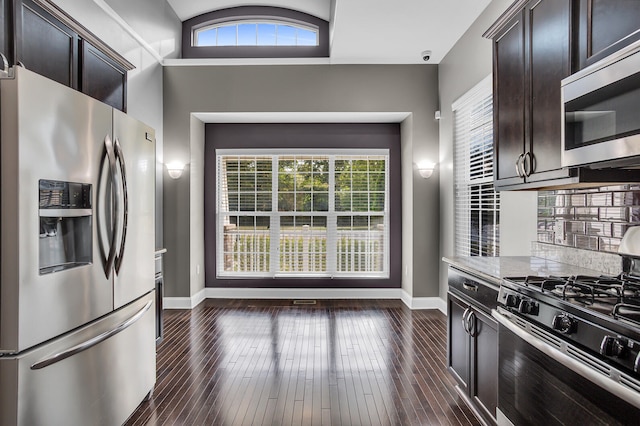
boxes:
[442,256,614,286]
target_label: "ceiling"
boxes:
[165,0,492,64]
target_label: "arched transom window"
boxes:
[182,6,329,58]
[194,20,319,47]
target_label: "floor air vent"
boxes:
[293,300,317,305]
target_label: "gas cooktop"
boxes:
[503,274,640,327]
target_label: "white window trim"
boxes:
[216,149,390,279]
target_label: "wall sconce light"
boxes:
[166,162,185,179]
[417,161,436,179]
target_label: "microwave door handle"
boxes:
[113,138,129,275]
[103,134,119,279]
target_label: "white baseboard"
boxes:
[163,288,206,309]
[164,288,446,314]
[163,297,192,309]
[401,290,447,314]
[204,287,403,300]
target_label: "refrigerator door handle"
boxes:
[113,138,129,275]
[104,134,119,279]
[30,300,152,370]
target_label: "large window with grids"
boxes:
[217,149,389,278]
[453,75,500,257]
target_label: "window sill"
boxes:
[163,57,331,67]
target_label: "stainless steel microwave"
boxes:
[562,40,640,169]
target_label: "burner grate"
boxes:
[613,303,640,327]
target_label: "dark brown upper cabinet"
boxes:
[575,0,640,71]
[486,0,640,190]
[487,0,573,190]
[14,0,78,88]
[80,40,126,112]
[10,0,131,111]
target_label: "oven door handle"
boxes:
[492,309,640,409]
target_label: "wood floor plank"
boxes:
[125,299,482,426]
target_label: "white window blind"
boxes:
[453,75,500,257]
[216,150,389,278]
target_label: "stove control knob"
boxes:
[518,299,539,315]
[551,314,576,334]
[600,336,627,358]
[505,294,520,308]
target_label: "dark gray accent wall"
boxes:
[163,64,440,298]
[204,123,402,288]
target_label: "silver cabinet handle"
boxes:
[492,309,640,409]
[462,307,471,334]
[523,151,534,177]
[462,280,478,292]
[103,134,119,279]
[31,300,152,370]
[515,153,525,177]
[113,138,129,274]
[0,52,8,72]
[468,312,477,338]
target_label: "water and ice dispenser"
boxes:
[39,180,92,274]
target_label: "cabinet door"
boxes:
[80,40,127,112]
[526,0,572,180]
[576,0,640,70]
[493,12,525,186]
[0,0,10,63]
[14,0,78,88]
[448,295,470,393]
[470,309,498,424]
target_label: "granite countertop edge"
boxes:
[442,255,611,286]
[442,256,503,285]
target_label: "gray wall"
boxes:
[49,0,181,249]
[163,64,440,298]
[438,0,538,299]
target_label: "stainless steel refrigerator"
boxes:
[0,67,156,425]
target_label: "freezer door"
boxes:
[0,68,114,353]
[112,109,155,308]
[0,292,156,426]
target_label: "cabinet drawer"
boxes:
[448,268,499,313]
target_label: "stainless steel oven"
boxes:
[562,39,640,168]
[494,308,640,426]
[494,225,640,425]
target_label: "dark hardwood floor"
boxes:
[126,299,480,426]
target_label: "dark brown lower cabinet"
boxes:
[448,292,498,425]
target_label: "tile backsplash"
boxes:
[537,185,640,253]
